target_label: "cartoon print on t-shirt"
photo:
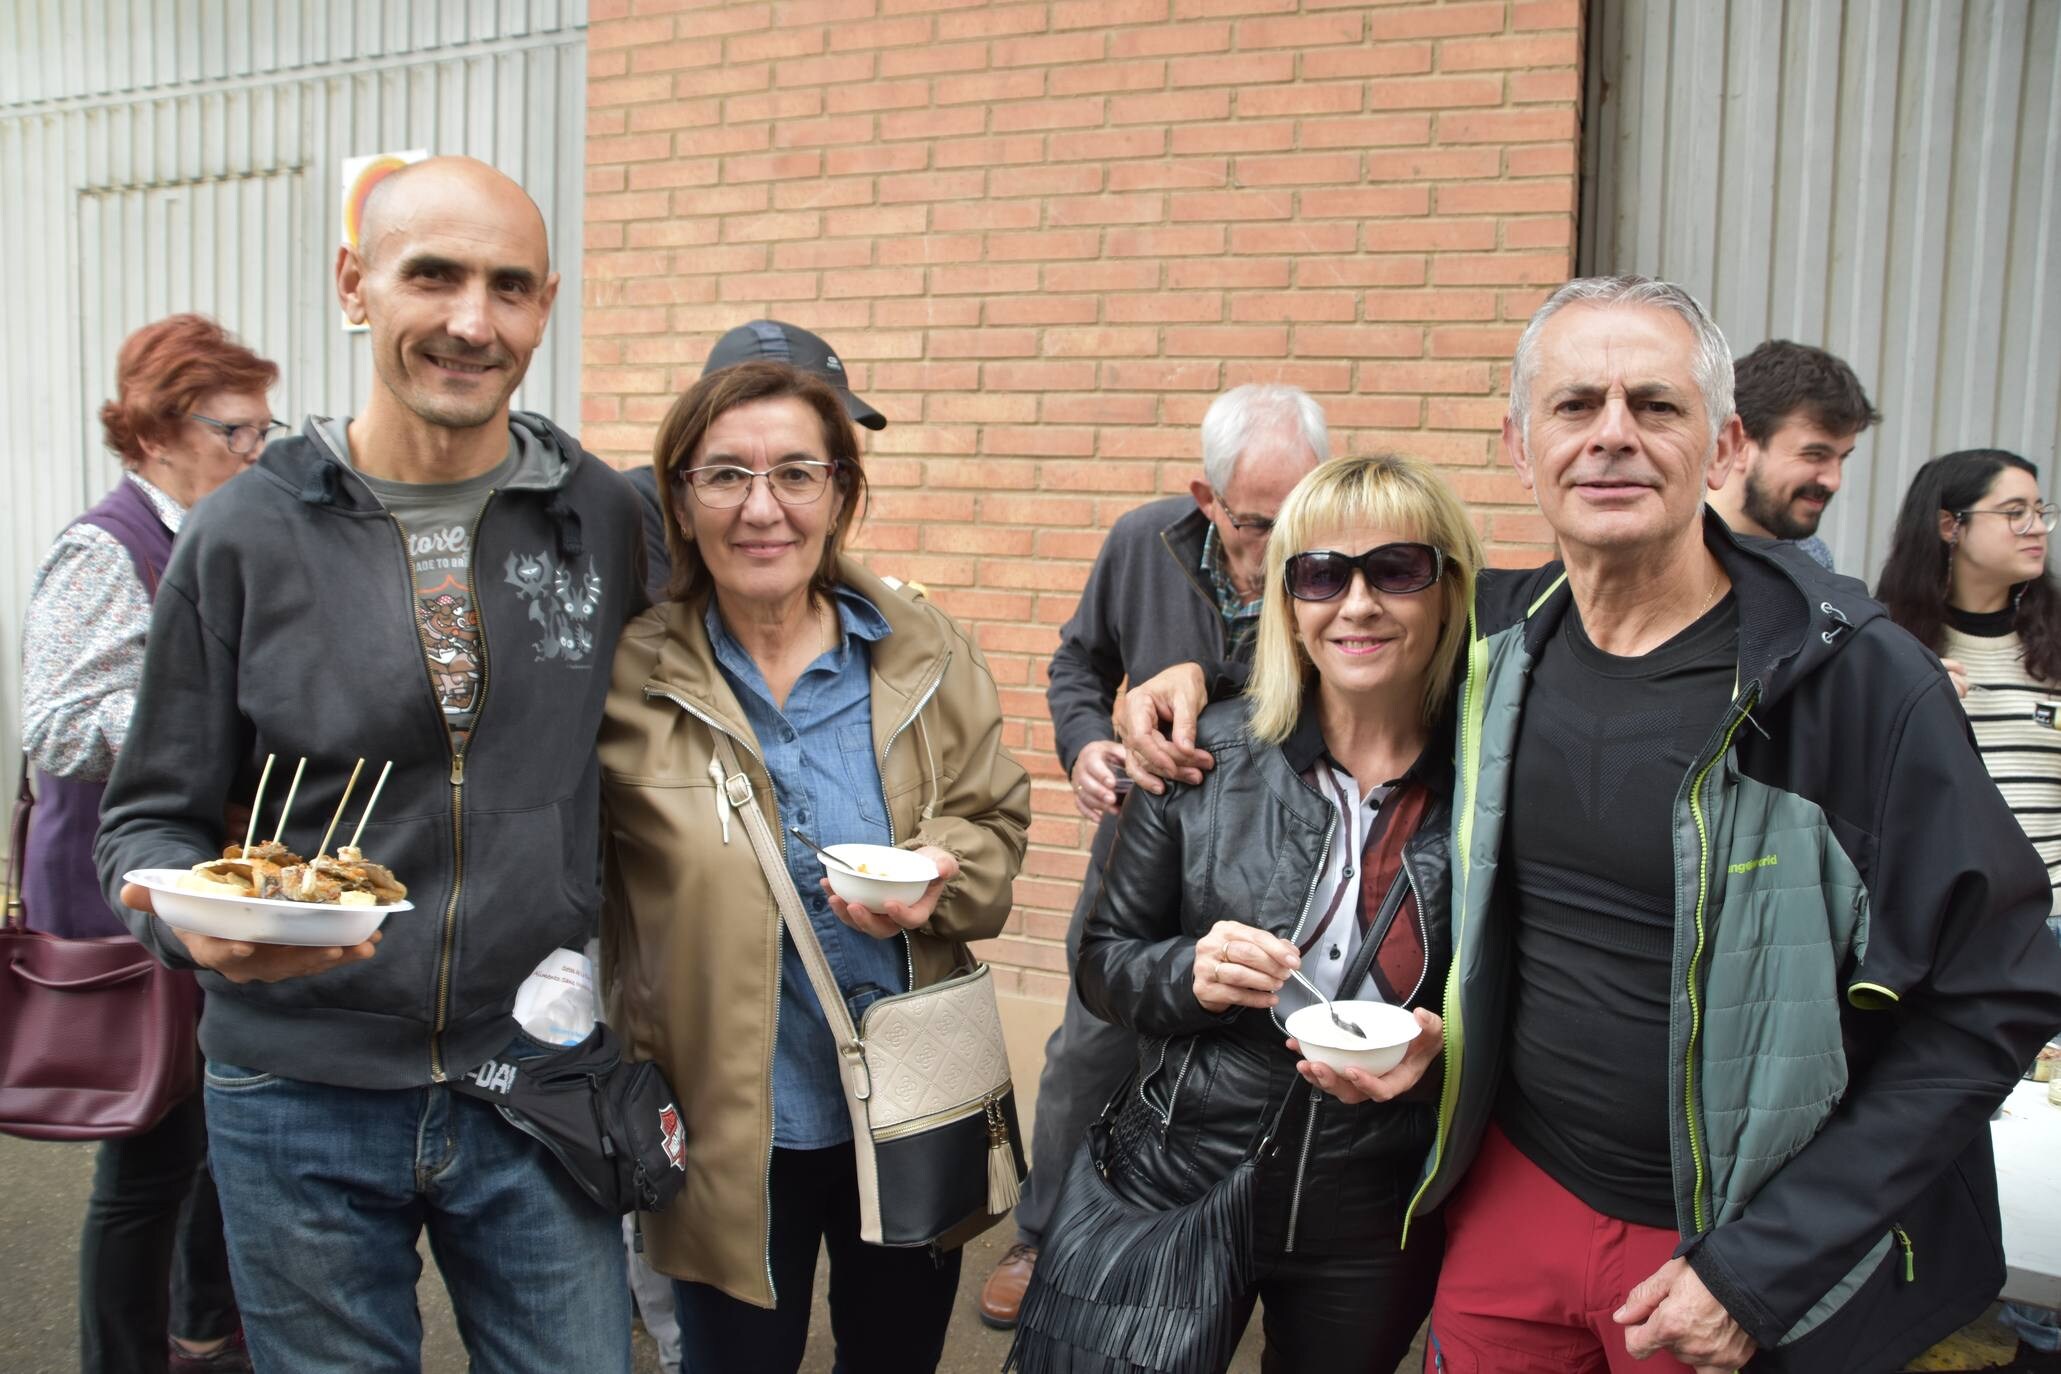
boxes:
[505,550,603,664]
[417,579,481,713]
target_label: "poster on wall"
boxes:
[339,149,429,331]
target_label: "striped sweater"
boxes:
[1943,624,2061,918]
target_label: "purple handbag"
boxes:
[1,761,200,1140]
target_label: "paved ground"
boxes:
[3,1130,2049,1372]
[0,1132,1274,1374]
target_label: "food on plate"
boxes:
[181,842,302,899]
[179,842,406,907]
[232,839,300,866]
[281,846,408,907]
[335,846,407,901]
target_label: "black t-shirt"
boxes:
[1495,592,1739,1228]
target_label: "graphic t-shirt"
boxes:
[357,453,516,753]
[317,417,538,755]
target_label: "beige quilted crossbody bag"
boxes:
[713,734,1026,1249]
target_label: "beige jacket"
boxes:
[598,557,1031,1308]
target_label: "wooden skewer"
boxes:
[315,758,366,860]
[270,757,308,845]
[241,754,276,857]
[345,761,394,853]
[302,758,365,898]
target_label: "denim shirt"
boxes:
[707,587,907,1148]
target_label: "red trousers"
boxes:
[1425,1123,1696,1374]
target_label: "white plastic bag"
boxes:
[513,947,599,1046]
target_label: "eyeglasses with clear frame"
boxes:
[187,413,288,457]
[678,459,839,509]
[1956,501,2061,536]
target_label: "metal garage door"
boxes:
[0,1,587,847]
[1581,0,2061,581]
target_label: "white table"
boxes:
[1993,1077,2061,1307]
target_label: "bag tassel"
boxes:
[987,1098,1021,1214]
[1005,1141,1255,1374]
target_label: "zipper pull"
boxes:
[1892,1224,1914,1282]
[708,758,731,844]
[450,755,466,786]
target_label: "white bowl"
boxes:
[124,867,408,948]
[820,844,938,910]
[1285,1000,1422,1076]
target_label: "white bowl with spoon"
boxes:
[1285,1000,1422,1075]
[790,827,939,910]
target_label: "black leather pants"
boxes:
[1105,1083,1444,1374]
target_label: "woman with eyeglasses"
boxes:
[1019,454,1479,1373]
[596,360,1030,1373]
[20,314,278,1373]
[1879,450,2061,949]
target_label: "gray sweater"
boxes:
[1045,495,1244,774]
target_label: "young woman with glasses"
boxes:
[1879,449,2061,950]
[1016,454,1479,1374]
[596,360,1030,1373]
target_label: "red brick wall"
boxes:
[583,0,1583,1002]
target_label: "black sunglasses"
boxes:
[1284,543,1446,601]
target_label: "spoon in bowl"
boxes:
[788,825,867,877]
[1286,967,1368,1040]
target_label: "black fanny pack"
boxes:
[450,1024,686,1216]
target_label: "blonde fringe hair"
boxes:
[1246,453,1484,744]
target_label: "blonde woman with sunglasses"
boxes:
[1014,454,1481,1374]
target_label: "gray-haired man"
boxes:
[977,383,1326,1327]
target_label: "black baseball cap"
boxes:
[702,320,886,431]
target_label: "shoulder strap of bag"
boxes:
[711,732,873,1094]
[6,758,31,930]
[1250,869,1409,1161]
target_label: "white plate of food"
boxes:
[125,842,411,947]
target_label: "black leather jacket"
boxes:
[1078,697,1454,1255]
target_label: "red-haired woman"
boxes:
[20,314,279,1374]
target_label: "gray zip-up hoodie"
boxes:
[96,413,647,1088]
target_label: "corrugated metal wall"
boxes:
[0,0,585,856]
[1581,0,2061,581]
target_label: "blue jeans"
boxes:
[80,1084,238,1373]
[203,1038,629,1374]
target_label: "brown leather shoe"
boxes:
[978,1242,1038,1330]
